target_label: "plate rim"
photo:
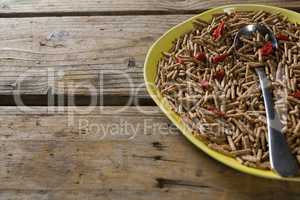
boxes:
[144,4,300,181]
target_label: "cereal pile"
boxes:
[155,11,300,169]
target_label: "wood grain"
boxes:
[0,0,299,14]
[0,106,299,200]
[0,15,192,97]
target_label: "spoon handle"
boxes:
[255,68,299,177]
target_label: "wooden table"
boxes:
[1,1,300,199]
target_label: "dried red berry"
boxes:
[291,90,300,99]
[200,80,210,90]
[260,41,273,56]
[212,20,225,40]
[194,52,206,61]
[176,57,184,64]
[214,69,225,81]
[276,33,289,41]
[212,54,228,64]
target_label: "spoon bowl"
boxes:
[234,24,279,50]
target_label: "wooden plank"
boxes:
[0,0,299,14]
[0,15,192,97]
[0,106,299,200]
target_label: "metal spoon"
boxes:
[234,24,299,177]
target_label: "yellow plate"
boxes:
[144,4,300,181]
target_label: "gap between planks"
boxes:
[1,8,300,18]
[0,95,155,106]
[0,10,202,18]
[0,0,300,18]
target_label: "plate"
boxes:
[144,4,300,181]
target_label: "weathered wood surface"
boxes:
[1,6,300,98]
[0,106,299,200]
[1,1,300,200]
[0,15,192,96]
[0,0,299,14]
